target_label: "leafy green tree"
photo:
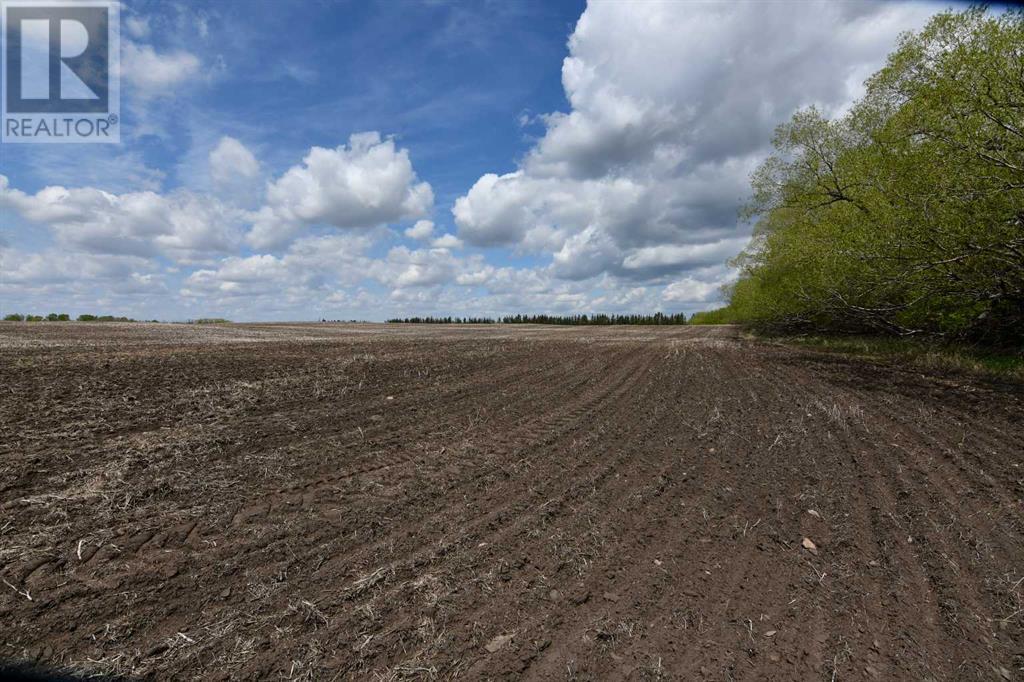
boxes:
[722,7,1023,344]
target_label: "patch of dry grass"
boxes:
[764,334,1024,383]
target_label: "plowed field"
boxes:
[1,323,1021,680]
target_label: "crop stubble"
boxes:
[0,323,1021,680]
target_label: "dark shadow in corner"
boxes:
[0,663,127,682]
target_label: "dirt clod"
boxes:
[485,633,515,653]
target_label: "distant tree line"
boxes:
[387,316,497,324]
[3,313,142,322]
[501,313,687,325]
[699,8,1023,344]
[388,313,688,325]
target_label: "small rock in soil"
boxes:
[485,633,514,653]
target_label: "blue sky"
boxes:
[1,0,946,321]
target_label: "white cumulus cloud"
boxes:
[209,136,260,187]
[208,136,263,204]
[122,42,201,97]
[247,132,433,250]
[0,174,244,263]
[431,233,463,250]
[452,0,938,298]
[405,219,435,240]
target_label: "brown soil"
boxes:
[0,323,1022,681]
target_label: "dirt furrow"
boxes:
[0,323,1020,681]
